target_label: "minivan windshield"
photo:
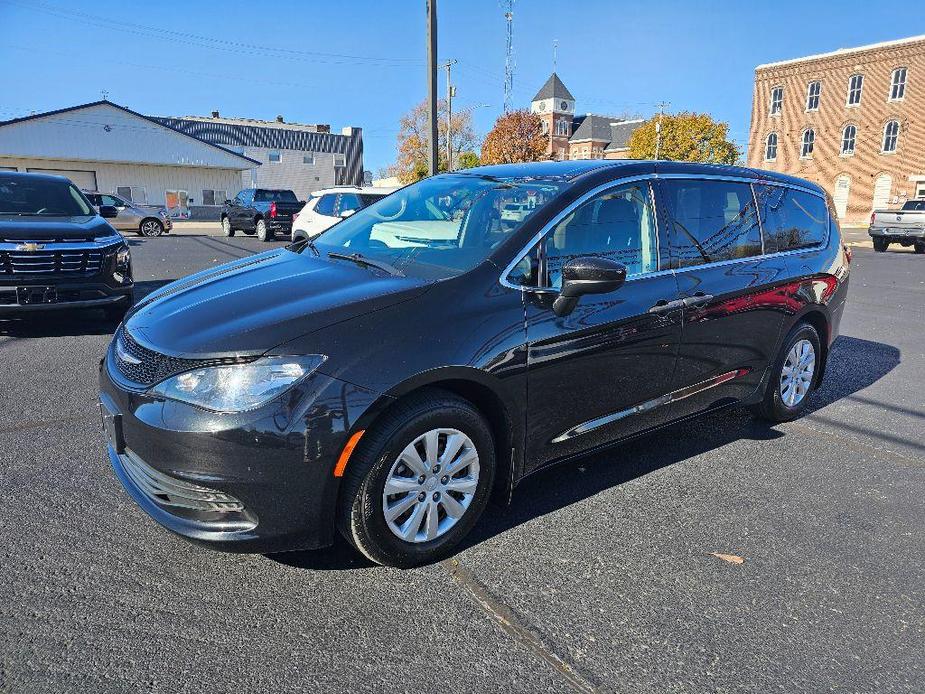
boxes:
[303,174,568,279]
[0,176,93,216]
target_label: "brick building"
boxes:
[747,35,925,224]
[529,73,642,161]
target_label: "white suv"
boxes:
[291,186,399,241]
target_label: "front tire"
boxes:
[221,217,235,237]
[873,237,889,252]
[337,389,496,568]
[139,218,164,237]
[256,219,273,242]
[914,242,925,254]
[749,322,821,423]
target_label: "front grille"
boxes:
[113,326,253,387]
[0,248,105,275]
[120,449,246,513]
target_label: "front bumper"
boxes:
[0,280,133,312]
[98,345,382,553]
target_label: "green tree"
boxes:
[628,112,739,164]
[456,151,480,169]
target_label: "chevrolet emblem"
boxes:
[15,242,44,252]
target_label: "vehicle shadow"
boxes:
[271,334,900,572]
[0,279,171,339]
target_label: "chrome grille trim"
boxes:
[0,248,105,275]
[113,326,256,387]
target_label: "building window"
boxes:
[889,67,907,101]
[847,74,864,106]
[769,86,783,115]
[201,189,227,206]
[333,153,346,167]
[116,186,146,204]
[805,81,821,111]
[555,119,569,136]
[840,125,856,156]
[765,132,778,161]
[882,120,900,153]
[268,150,281,162]
[916,181,925,199]
[541,120,549,135]
[800,128,815,158]
[303,153,315,165]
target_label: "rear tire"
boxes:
[914,242,925,254]
[256,219,273,242]
[748,322,821,423]
[221,217,235,237]
[873,237,889,252]
[139,218,164,237]
[337,389,496,568]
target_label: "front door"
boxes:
[518,179,682,472]
[656,177,791,418]
[99,194,133,231]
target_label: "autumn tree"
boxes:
[456,151,480,169]
[627,112,739,164]
[480,110,547,165]
[394,99,479,183]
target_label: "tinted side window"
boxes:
[541,182,658,289]
[337,193,362,214]
[86,193,101,205]
[315,194,336,216]
[661,179,762,267]
[755,185,828,253]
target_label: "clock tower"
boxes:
[530,73,575,160]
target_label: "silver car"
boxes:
[84,191,172,237]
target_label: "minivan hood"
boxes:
[125,249,431,358]
[0,214,115,241]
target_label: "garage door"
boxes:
[872,174,892,210]
[833,175,851,219]
[26,168,97,191]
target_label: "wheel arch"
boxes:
[352,367,521,503]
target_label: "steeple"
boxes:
[531,72,575,103]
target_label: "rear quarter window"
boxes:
[314,194,337,216]
[755,185,828,253]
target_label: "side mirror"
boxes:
[340,209,357,219]
[99,205,119,219]
[552,256,627,317]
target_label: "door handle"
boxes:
[647,298,685,314]
[681,293,714,308]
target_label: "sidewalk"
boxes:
[167,221,223,236]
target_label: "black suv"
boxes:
[99,161,849,567]
[0,172,134,319]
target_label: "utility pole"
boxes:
[426,0,439,176]
[654,101,669,160]
[442,59,457,171]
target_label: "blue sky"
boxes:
[1,0,922,173]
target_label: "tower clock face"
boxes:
[561,100,568,110]
[538,102,546,111]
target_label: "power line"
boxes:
[1,0,425,67]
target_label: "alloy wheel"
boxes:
[381,428,480,543]
[780,339,815,407]
[141,220,162,236]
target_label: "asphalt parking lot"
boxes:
[1,235,922,693]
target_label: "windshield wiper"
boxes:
[327,251,404,277]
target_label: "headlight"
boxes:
[149,355,326,412]
[115,246,131,270]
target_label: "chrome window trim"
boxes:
[498,174,662,291]
[498,173,829,292]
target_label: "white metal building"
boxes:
[0,101,260,219]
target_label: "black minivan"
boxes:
[99,161,849,567]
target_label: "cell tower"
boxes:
[502,0,514,112]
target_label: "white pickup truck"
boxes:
[868,200,925,253]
